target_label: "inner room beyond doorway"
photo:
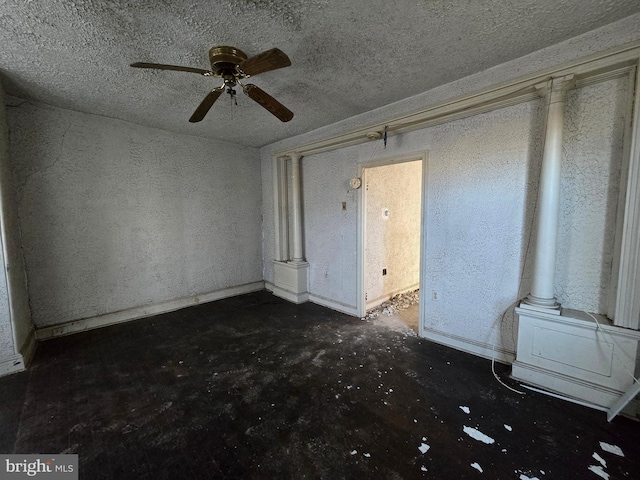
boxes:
[362,158,423,328]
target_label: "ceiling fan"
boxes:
[131,46,293,123]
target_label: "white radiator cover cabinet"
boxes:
[513,308,640,412]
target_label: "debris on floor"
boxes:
[2,291,639,479]
[363,289,419,320]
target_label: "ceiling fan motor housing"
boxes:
[208,46,248,76]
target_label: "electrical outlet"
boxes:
[382,268,387,276]
[432,290,438,300]
[342,202,347,211]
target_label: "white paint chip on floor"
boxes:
[463,426,495,444]
[588,465,610,480]
[350,450,357,455]
[418,443,430,454]
[471,462,483,473]
[592,452,607,467]
[459,406,470,414]
[599,442,624,457]
[504,424,512,431]
[363,453,371,458]
[519,475,540,480]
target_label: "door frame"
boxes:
[356,151,428,334]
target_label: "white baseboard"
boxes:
[0,353,26,377]
[0,329,36,377]
[511,360,633,410]
[36,281,265,341]
[308,293,358,317]
[19,328,37,367]
[267,281,359,316]
[421,327,515,364]
[270,284,309,304]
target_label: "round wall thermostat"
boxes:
[350,178,362,189]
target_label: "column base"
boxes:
[520,295,561,315]
[512,307,640,415]
[272,260,310,304]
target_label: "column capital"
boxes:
[286,152,303,162]
[535,74,575,102]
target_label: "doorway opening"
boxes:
[357,153,425,334]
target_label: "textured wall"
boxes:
[0,87,15,357]
[262,78,628,354]
[9,102,262,328]
[282,101,541,353]
[0,247,11,357]
[0,92,32,355]
[364,161,422,308]
[302,150,359,308]
[555,77,628,312]
[420,103,544,352]
[260,23,635,357]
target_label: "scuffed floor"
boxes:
[1,291,638,479]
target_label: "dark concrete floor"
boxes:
[1,291,638,479]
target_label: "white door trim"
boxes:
[356,151,428,319]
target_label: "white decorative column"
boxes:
[521,75,574,314]
[513,75,640,416]
[289,152,305,263]
[271,152,310,304]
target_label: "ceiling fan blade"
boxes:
[131,62,212,76]
[189,88,224,123]
[244,84,293,122]
[238,48,291,76]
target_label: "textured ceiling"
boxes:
[2,1,640,148]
